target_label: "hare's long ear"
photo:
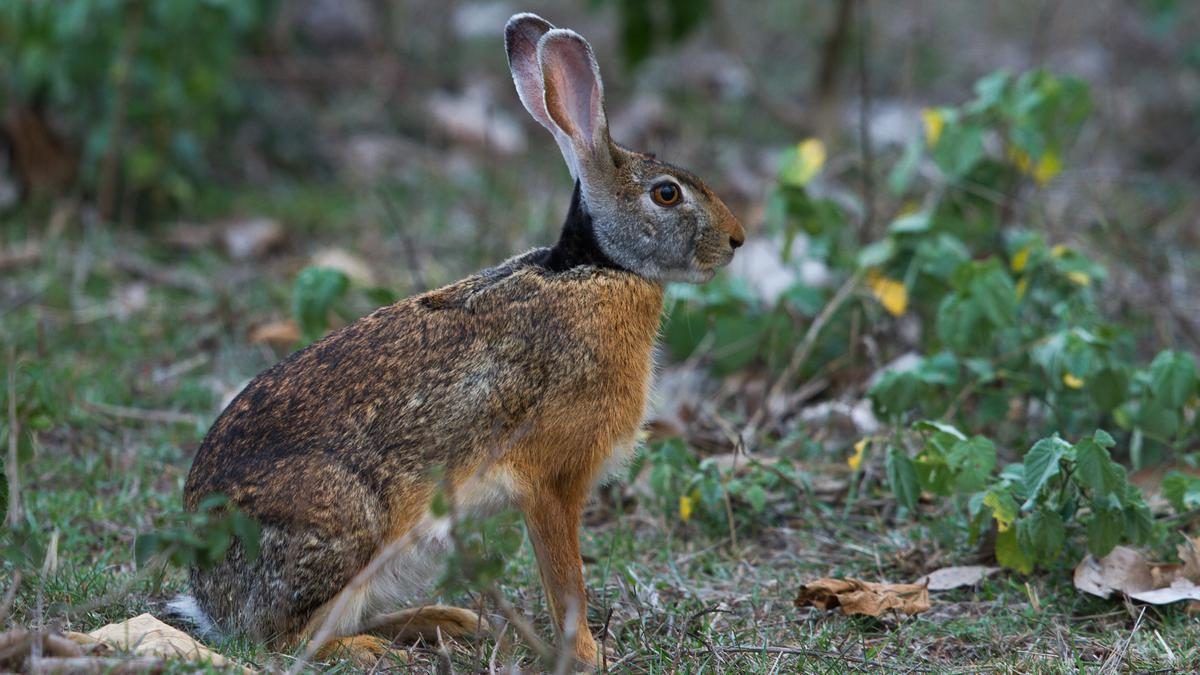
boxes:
[505,14,580,179]
[537,29,612,183]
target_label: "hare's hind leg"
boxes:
[364,605,489,643]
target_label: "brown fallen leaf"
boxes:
[221,217,285,260]
[914,565,1001,591]
[248,320,301,349]
[795,578,930,616]
[311,247,377,287]
[86,613,252,673]
[1074,538,1200,605]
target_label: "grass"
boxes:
[2,174,1198,673]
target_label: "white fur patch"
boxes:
[166,594,221,642]
[359,467,521,619]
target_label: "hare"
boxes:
[174,11,744,668]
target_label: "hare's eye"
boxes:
[651,181,682,207]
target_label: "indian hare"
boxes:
[177,11,744,668]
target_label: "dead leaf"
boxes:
[1074,538,1200,605]
[87,613,252,673]
[428,83,527,156]
[248,320,300,349]
[795,578,930,616]
[1073,546,1156,598]
[221,217,284,260]
[914,565,1000,591]
[311,247,376,287]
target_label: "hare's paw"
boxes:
[315,634,408,668]
[367,605,491,642]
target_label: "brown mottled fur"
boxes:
[184,257,664,662]
[181,12,743,669]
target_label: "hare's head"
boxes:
[505,13,745,283]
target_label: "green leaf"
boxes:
[135,534,162,566]
[857,238,895,268]
[914,420,967,440]
[1162,471,1200,513]
[968,262,1018,327]
[888,213,932,234]
[1123,498,1154,546]
[1074,434,1126,499]
[1022,436,1071,508]
[232,513,262,563]
[887,446,921,511]
[292,266,350,343]
[888,139,922,195]
[1086,505,1123,557]
[870,370,920,418]
[1088,367,1129,411]
[743,484,767,513]
[948,436,997,493]
[1148,350,1198,409]
[1019,509,1065,561]
[932,123,985,179]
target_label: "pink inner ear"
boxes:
[506,17,556,133]
[540,34,604,149]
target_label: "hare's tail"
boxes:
[165,594,223,642]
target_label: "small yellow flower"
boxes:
[679,494,694,523]
[848,439,868,471]
[1065,271,1090,287]
[1010,246,1032,273]
[1051,244,1069,258]
[922,108,945,146]
[1062,373,1085,389]
[1033,151,1062,185]
[866,271,908,317]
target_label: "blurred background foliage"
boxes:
[3,0,1200,633]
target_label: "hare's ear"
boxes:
[505,14,580,179]
[537,29,612,178]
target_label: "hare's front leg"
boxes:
[523,483,598,666]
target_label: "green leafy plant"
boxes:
[0,0,270,211]
[638,438,795,535]
[672,67,1195,572]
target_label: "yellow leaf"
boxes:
[922,108,945,146]
[1062,373,1085,389]
[1066,270,1090,287]
[848,439,868,471]
[1051,244,1069,258]
[1015,277,1029,299]
[679,494,694,523]
[866,271,908,317]
[1033,151,1061,185]
[781,138,827,187]
[1010,245,1032,273]
[983,492,1015,533]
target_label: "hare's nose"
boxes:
[729,235,744,250]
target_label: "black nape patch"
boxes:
[537,182,626,273]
